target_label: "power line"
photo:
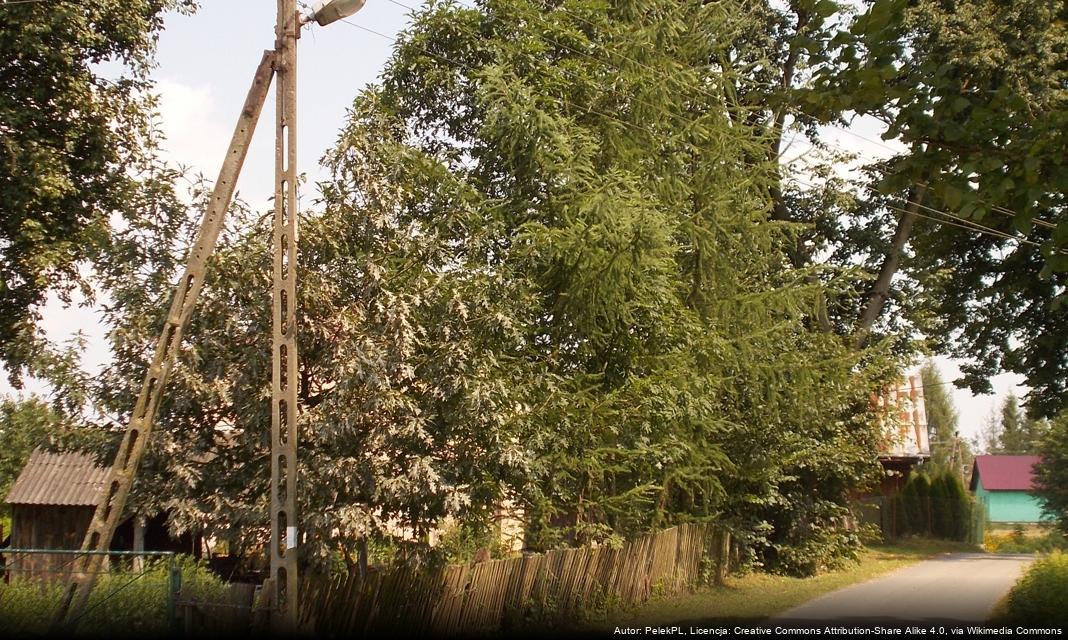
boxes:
[332,13,1053,400]
[792,176,1062,252]
[908,193,1043,248]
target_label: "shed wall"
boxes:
[7,504,94,577]
[975,479,1049,523]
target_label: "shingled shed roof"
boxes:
[970,455,1041,492]
[4,448,107,506]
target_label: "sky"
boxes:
[2,0,1030,444]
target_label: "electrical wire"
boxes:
[791,176,1062,252]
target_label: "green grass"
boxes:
[580,539,981,630]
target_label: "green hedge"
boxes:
[891,470,978,541]
[1004,551,1068,626]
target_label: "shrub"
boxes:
[901,473,931,535]
[1003,551,1068,626]
[938,472,971,540]
[435,520,505,564]
[0,555,229,636]
[770,504,863,578]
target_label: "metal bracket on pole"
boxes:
[51,49,277,632]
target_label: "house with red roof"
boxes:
[969,455,1050,524]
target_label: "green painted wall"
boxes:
[974,478,1049,523]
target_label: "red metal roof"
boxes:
[3,448,107,506]
[971,455,1041,492]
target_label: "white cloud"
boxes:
[154,77,276,213]
[155,78,231,177]
[0,288,111,399]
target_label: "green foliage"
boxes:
[1034,412,1068,535]
[1003,551,1068,626]
[435,520,505,564]
[900,472,931,535]
[0,557,226,637]
[769,502,863,577]
[980,394,1050,455]
[74,0,899,579]
[985,529,1068,555]
[984,393,1050,455]
[932,471,970,541]
[0,397,60,500]
[894,470,974,541]
[818,0,1068,417]
[0,395,112,500]
[0,0,196,379]
[919,361,967,472]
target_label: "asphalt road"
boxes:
[775,553,1034,624]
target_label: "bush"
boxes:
[1003,551,1068,626]
[768,500,863,577]
[902,473,931,535]
[435,520,505,564]
[0,555,229,636]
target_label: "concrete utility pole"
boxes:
[272,0,301,628]
[53,0,368,633]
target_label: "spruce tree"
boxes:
[998,394,1029,454]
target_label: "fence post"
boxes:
[714,531,730,586]
[168,555,181,635]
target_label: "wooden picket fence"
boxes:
[299,523,729,636]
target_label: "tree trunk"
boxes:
[852,185,928,350]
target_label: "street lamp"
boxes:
[310,0,367,26]
[53,0,367,633]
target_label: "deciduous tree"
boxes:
[0,0,195,379]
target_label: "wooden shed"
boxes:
[970,455,1050,524]
[3,448,197,577]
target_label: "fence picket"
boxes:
[293,523,718,636]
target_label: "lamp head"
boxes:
[310,0,367,26]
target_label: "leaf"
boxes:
[941,183,963,210]
[814,0,838,19]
